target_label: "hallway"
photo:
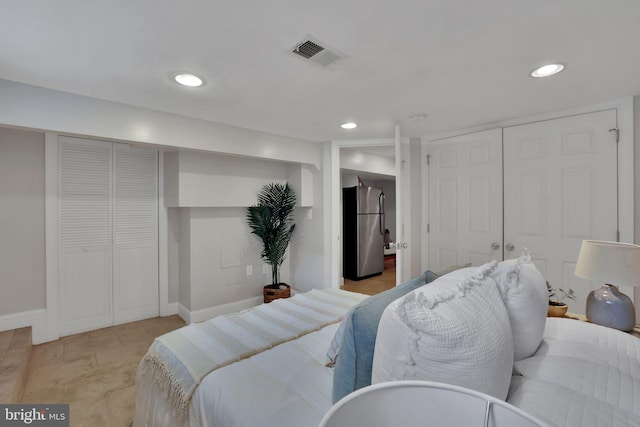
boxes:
[341,259,396,295]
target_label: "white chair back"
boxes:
[319,381,547,427]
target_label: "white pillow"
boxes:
[492,250,548,361]
[371,262,514,400]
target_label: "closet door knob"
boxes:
[505,243,515,251]
[490,242,500,250]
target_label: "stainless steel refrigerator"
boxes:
[343,186,385,280]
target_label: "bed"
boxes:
[134,257,640,427]
[134,288,368,427]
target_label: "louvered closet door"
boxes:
[503,109,618,315]
[112,143,159,324]
[58,137,113,336]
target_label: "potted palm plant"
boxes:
[246,182,296,303]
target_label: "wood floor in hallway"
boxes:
[341,260,396,295]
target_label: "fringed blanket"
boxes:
[138,289,367,418]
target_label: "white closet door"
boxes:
[113,143,159,325]
[58,137,113,336]
[428,129,503,270]
[503,109,618,315]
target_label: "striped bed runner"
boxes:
[138,288,367,417]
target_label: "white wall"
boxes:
[0,79,319,168]
[341,174,360,188]
[0,128,46,315]
[340,149,395,177]
[167,208,180,304]
[290,167,326,292]
[168,151,290,311]
[178,208,192,310]
[634,95,640,311]
[170,151,325,317]
[186,207,282,311]
[0,80,326,334]
[635,95,640,247]
[321,144,334,290]
[408,137,423,278]
[164,153,180,208]
[165,151,290,207]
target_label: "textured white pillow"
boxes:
[492,250,548,361]
[371,262,514,400]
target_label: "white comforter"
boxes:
[507,318,640,427]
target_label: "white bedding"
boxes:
[134,289,367,427]
[136,309,640,427]
[191,323,338,427]
[507,318,640,427]
[135,323,339,427]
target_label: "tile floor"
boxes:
[0,327,31,403]
[20,315,185,427]
[18,266,394,427]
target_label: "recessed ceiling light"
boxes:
[173,73,205,87]
[409,113,427,122]
[340,122,357,130]
[530,63,565,78]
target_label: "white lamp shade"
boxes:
[574,240,640,287]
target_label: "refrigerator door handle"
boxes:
[379,192,385,235]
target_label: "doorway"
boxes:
[329,133,421,292]
[335,143,396,293]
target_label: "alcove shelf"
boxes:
[163,150,313,208]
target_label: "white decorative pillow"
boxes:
[371,262,514,400]
[491,250,548,361]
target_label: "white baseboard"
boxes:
[177,303,191,323]
[161,302,179,317]
[180,296,263,324]
[0,309,49,345]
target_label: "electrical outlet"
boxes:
[246,265,253,276]
[262,264,269,274]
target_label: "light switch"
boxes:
[246,265,253,276]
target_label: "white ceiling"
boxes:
[2,1,640,143]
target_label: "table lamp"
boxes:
[574,240,640,332]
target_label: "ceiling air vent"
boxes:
[293,40,324,59]
[290,36,345,67]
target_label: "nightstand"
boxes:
[565,313,640,338]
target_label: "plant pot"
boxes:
[547,303,568,317]
[263,283,291,303]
